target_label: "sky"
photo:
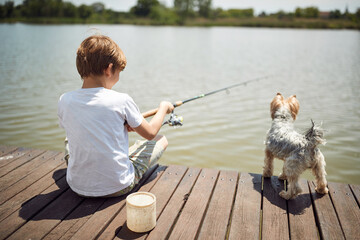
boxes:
[2,0,360,14]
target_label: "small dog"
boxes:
[263,93,328,200]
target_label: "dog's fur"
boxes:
[263,93,328,200]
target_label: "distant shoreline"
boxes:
[1,17,359,30]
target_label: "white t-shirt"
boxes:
[58,87,143,197]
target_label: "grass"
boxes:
[185,17,360,29]
[1,16,359,30]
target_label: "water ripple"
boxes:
[1,24,359,184]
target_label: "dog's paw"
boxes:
[279,190,292,200]
[279,190,299,199]
[315,186,329,195]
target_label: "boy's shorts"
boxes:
[63,138,166,197]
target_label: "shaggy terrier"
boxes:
[263,93,328,200]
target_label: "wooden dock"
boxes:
[0,145,359,240]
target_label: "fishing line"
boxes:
[142,75,271,127]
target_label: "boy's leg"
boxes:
[129,135,168,185]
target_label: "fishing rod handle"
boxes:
[173,100,183,107]
[142,108,158,118]
[142,101,183,118]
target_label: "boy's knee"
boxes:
[154,135,168,149]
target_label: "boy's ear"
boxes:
[104,63,113,77]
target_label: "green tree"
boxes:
[275,10,293,20]
[227,8,254,18]
[131,0,159,17]
[304,7,319,18]
[21,0,63,17]
[0,1,15,18]
[356,8,360,21]
[22,0,41,17]
[210,7,223,19]
[295,7,302,17]
[277,10,286,19]
[78,4,92,20]
[174,0,195,24]
[63,2,77,17]
[294,7,319,18]
[329,9,341,19]
[258,11,267,17]
[0,5,4,18]
[91,2,105,14]
[42,0,63,17]
[149,4,177,24]
[197,0,211,18]
[217,8,230,18]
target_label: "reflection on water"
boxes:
[0,24,359,184]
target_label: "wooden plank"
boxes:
[198,170,238,240]
[328,182,360,239]
[147,167,201,240]
[0,147,29,168]
[0,152,63,205]
[0,164,66,222]
[7,188,83,240]
[0,176,69,240]
[69,193,127,240]
[43,198,106,240]
[54,162,162,240]
[0,148,43,175]
[0,146,357,240]
[112,165,188,240]
[287,179,318,240]
[309,181,345,240]
[228,172,262,240]
[149,165,188,217]
[168,168,219,240]
[0,150,58,192]
[0,146,18,157]
[350,184,360,206]
[262,176,289,240]
[69,165,166,240]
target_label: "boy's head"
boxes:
[76,35,126,78]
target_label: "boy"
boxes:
[58,35,174,197]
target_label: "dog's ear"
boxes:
[287,95,300,120]
[270,93,284,119]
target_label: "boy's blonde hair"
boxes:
[76,35,127,78]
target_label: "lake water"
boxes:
[0,23,359,184]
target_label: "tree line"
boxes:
[0,0,128,22]
[1,0,360,27]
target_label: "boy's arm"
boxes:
[134,101,174,140]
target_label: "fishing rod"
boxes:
[142,75,270,127]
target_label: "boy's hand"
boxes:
[160,101,174,114]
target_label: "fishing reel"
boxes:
[163,111,183,128]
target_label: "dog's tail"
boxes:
[305,119,326,146]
